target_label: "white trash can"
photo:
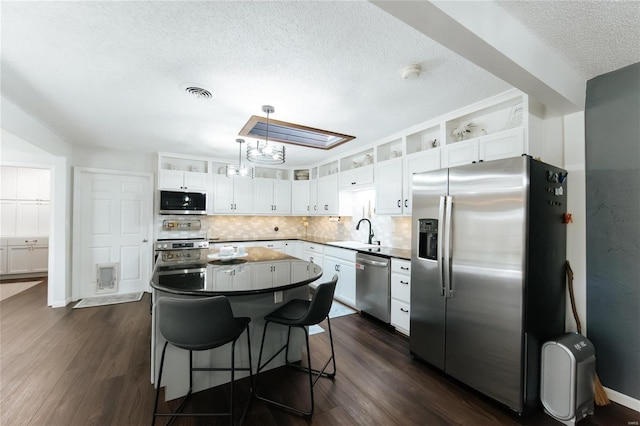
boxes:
[541,333,595,426]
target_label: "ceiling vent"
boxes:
[179,83,212,100]
[239,116,355,150]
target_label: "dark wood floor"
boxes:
[1,280,638,425]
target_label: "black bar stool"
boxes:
[254,275,338,418]
[152,296,252,426]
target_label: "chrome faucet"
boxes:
[356,218,375,245]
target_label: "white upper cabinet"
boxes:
[441,92,530,168]
[318,174,339,215]
[309,178,319,215]
[0,166,50,237]
[16,168,50,200]
[16,201,50,236]
[291,180,310,215]
[479,127,525,162]
[159,170,209,191]
[0,167,17,199]
[157,153,209,191]
[441,139,480,168]
[375,159,404,215]
[212,175,253,214]
[253,178,291,215]
[403,149,441,215]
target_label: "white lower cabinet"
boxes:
[6,237,48,274]
[0,240,7,274]
[284,240,303,259]
[302,243,324,284]
[323,246,356,308]
[390,258,411,335]
[209,263,253,291]
[252,262,291,289]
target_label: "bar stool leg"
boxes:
[152,341,169,426]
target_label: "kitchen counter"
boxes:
[208,236,411,260]
[151,246,323,296]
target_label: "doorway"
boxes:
[72,168,153,300]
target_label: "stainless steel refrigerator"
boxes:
[410,156,567,414]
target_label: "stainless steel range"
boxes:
[154,238,209,261]
[153,238,210,292]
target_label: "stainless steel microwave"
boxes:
[159,190,207,215]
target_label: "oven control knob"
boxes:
[162,243,168,249]
[156,243,161,249]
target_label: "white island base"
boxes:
[152,286,309,401]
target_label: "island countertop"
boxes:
[151,246,323,296]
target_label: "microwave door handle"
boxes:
[444,195,453,298]
[438,196,446,297]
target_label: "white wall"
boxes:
[1,95,72,307]
[563,112,587,333]
[72,144,156,173]
[2,96,159,306]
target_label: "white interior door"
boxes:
[73,169,152,299]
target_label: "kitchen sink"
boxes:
[327,241,380,249]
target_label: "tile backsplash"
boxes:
[203,215,412,249]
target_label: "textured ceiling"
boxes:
[1,1,638,166]
[497,0,640,80]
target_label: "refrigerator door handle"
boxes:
[438,196,446,297]
[444,195,453,298]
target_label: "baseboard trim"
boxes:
[50,298,71,308]
[604,386,640,413]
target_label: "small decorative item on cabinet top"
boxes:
[506,103,524,129]
[452,121,475,141]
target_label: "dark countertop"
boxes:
[151,247,323,296]
[209,236,411,260]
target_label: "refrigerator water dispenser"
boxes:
[418,219,438,260]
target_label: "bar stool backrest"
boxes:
[158,296,239,351]
[301,275,338,326]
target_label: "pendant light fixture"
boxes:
[226,139,254,178]
[247,105,285,164]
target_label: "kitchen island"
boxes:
[150,247,323,400]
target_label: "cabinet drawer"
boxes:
[391,258,411,275]
[303,243,324,254]
[391,299,410,335]
[323,245,356,262]
[391,272,410,303]
[260,241,284,250]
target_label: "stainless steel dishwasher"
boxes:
[355,253,390,323]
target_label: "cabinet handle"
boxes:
[404,199,408,208]
[397,200,401,208]
[351,181,356,185]
[400,266,409,271]
[400,308,409,313]
[400,280,409,285]
[335,265,340,272]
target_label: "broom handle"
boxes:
[566,260,582,334]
